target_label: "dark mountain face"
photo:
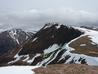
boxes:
[0,29,33,64]
[0,23,84,66]
[0,31,18,54]
[19,24,83,55]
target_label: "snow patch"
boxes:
[80,44,86,46]
[8,55,23,64]
[46,50,61,65]
[32,37,38,42]
[0,66,39,74]
[91,42,96,45]
[44,44,59,54]
[60,51,98,66]
[38,53,54,66]
[9,30,20,44]
[27,54,41,64]
[22,55,30,61]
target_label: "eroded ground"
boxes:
[33,64,98,74]
[69,36,98,57]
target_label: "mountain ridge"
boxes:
[0,23,98,66]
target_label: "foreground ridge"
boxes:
[33,64,98,74]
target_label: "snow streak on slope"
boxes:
[44,44,60,54]
[0,66,39,74]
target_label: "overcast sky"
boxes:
[0,0,98,31]
[0,0,98,13]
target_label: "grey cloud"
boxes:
[0,8,98,32]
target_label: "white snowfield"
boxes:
[0,66,39,74]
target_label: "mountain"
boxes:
[0,23,98,66]
[0,29,33,65]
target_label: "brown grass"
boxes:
[33,64,98,74]
[69,36,98,57]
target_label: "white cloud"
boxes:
[0,8,98,31]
